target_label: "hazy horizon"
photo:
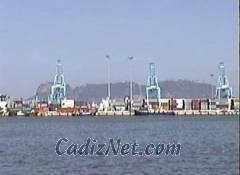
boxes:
[0,0,239,98]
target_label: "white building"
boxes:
[0,95,8,114]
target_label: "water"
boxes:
[0,116,239,175]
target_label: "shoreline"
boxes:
[0,110,239,117]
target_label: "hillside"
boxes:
[35,80,213,102]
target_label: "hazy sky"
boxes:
[0,0,238,98]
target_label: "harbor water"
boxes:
[0,116,239,175]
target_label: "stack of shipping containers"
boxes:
[216,99,229,111]
[169,98,177,111]
[184,99,192,110]
[159,99,170,111]
[176,99,185,110]
[209,100,217,110]
[200,99,209,111]
[233,98,239,111]
[191,99,201,111]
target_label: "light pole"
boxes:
[106,55,111,100]
[210,74,214,99]
[210,74,214,112]
[128,56,134,114]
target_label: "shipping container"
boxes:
[233,98,239,110]
[159,99,170,111]
[228,99,234,110]
[176,99,185,110]
[160,103,169,111]
[169,98,177,110]
[37,103,48,108]
[184,99,192,110]
[201,104,208,110]
[200,99,209,110]
[61,99,75,108]
[159,99,170,103]
[209,105,217,110]
[215,99,229,110]
[209,101,216,105]
[216,105,228,110]
[215,99,228,105]
[191,99,201,110]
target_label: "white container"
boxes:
[61,99,75,108]
[176,99,184,109]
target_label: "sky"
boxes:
[0,0,239,98]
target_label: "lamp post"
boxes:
[106,55,111,100]
[128,56,134,115]
[210,74,214,99]
[210,74,214,112]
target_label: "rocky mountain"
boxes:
[35,80,213,102]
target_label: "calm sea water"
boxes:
[0,116,239,175]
